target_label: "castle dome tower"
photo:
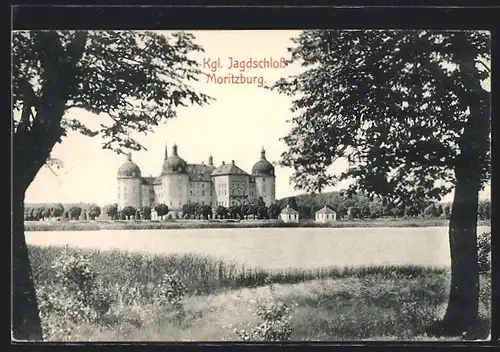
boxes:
[117,153,142,210]
[251,147,276,205]
[162,144,188,174]
[160,143,189,209]
[251,146,275,176]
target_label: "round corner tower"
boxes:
[251,147,276,205]
[117,153,142,210]
[161,143,190,210]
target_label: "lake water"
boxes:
[25,226,490,270]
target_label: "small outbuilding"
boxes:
[280,204,299,223]
[315,205,337,223]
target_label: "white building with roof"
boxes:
[315,205,337,223]
[116,143,276,211]
[280,204,299,223]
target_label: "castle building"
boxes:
[116,144,276,211]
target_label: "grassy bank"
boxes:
[24,219,491,232]
[28,245,491,341]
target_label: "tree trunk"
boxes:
[426,34,490,338]
[438,169,480,336]
[12,184,43,341]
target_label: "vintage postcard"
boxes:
[12,29,491,342]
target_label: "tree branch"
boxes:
[475,59,491,73]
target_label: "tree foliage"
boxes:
[68,206,82,220]
[154,203,169,217]
[270,29,491,336]
[12,30,212,340]
[13,30,212,161]
[88,205,101,220]
[105,204,119,220]
[270,30,490,205]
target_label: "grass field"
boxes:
[28,245,491,342]
[24,219,491,232]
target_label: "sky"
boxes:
[23,30,491,206]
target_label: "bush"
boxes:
[478,231,491,276]
[235,300,294,341]
[153,272,187,307]
[36,247,112,341]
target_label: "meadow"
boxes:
[24,218,492,232]
[27,232,491,341]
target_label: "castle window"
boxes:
[202,191,205,196]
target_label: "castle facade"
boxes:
[117,144,276,210]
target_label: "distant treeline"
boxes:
[276,192,491,221]
[24,192,491,222]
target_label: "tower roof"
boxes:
[117,153,141,178]
[252,147,275,176]
[162,144,188,174]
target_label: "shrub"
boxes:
[36,247,112,341]
[235,300,294,341]
[478,231,491,276]
[153,272,187,308]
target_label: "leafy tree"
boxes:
[12,30,210,339]
[435,204,443,218]
[240,203,250,218]
[24,207,34,221]
[368,202,383,219]
[442,203,452,219]
[270,30,490,335]
[142,205,151,220]
[297,205,313,220]
[268,202,282,219]
[121,206,136,219]
[215,205,228,219]
[135,209,141,220]
[477,200,491,220]
[286,196,298,210]
[249,204,259,219]
[257,206,269,219]
[348,206,361,220]
[51,204,64,218]
[154,204,169,218]
[68,206,82,220]
[41,207,52,220]
[33,207,44,221]
[182,203,196,218]
[229,205,242,219]
[201,205,212,220]
[62,211,69,220]
[105,203,118,220]
[424,203,439,218]
[88,204,101,220]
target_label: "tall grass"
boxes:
[28,244,490,341]
[29,245,449,298]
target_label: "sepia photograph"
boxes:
[12,28,491,342]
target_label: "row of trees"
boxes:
[100,197,278,221]
[277,193,491,221]
[24,203,101,221]
[24,197,491,222]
